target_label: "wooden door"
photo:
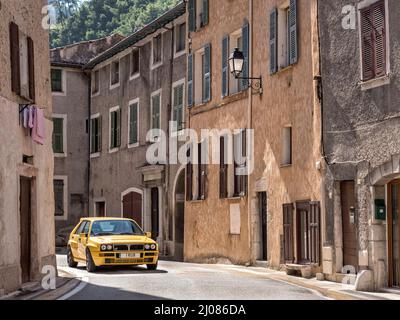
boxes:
[122,192,142,227]
[341,181,358,271]
[19,177,32,283]
[151,188,159,240]
[96,202,106,217]
[283,203,294,263]
[259,192,268,260]
[296,202,311,264]
[388,180,400,287]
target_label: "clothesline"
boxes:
[19,104,46,145]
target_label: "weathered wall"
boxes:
[0,0,55,294]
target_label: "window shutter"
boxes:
[269,8,278,74]
[309,202,321,265]
[373,1,386,77]
[203,43,211,103]
[202,0,209,27]
[186,147,193,201]
[241,129,247,195]
[188,0,196,32]
[187,54,194,107]
[53,118,63,153]
[91,118,95,153]
[97,116,102,152]
[361,9,374,81]
[9,22,21,95]
[198,142,206,200]
[240,22,249,91]
[110,112,116,148]
[219,136,228,199]
[177,85,184,130]
[130,104,138,144]
[116,109,121,147]
[222,35,229,98]
[27,37,35,101]
[289,0,298,65]
[283,203,294,263]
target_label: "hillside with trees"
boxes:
[50,0,180,48]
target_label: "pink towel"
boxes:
[32,107,46,145]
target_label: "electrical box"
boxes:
[375,199,386,221]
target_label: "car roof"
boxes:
[80,217,134,222]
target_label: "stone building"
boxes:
[50,34,123,244]
[184,0,323,272]
[0,0,56,295]
[319,0,400,290]
[83,2,187,260]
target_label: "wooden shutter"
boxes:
[222,35,229,98]
[289,0,298,65]
[130,104,138,144]
[176,85,184,130]
[240,129,247,195]
[361,8,374,80]
[186,147,193,201]
[202,0,209,27]
[54,180,64,216]
[240,23,249,91]
[198,142,206,200]
[188,0,196,32]
[373,1,386,77]
[97,116,102,152]
[187,54,194,107]
[116,109,121,147]
[27,37,35,101]
[9,22,21,95]
[219,136,228,199]
[110,112,116,148]
[283,203,294,263]
[52,118,63,153]
[269,8,278,74]
[203,43,211,103]
[309,202,321,264]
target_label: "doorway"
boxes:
[174,171,185,261]
[20,177,32,284]
[122,190,143,227]
[151,188,159,241]
[95,201,106,217]
[388,180,400,287]
[259,192,268,261]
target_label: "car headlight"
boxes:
[144,244,151,250]
[101,245,107,251]
[151,244,156,250]
[107,245,113,251]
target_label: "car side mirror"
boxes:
[145,232,152,238]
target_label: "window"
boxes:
[52,116,66,156]
[192,44,211,105]
[92,70,100,95]
[9,22,35,100]
[129,100,139,147]
[188,0,209,32]
[109,107,121,151]
[54,176,68,220]
[90,115,102,155]
[75,221,87,235]
[151,91,161,137]
[360,0,387,81]
[220,136,228,199]
[110,60,120,88]
[152,34,162,66]
[130,49,140,77]
[172,81,185,132]
[234,130,247,197]
[282,127,292,166]
[51,69,63,93]
[175,23,186,54]
[270,0,298,74]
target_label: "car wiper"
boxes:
[94,232,115,236]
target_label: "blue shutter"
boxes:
[289,0,298,65]
[202,0,209,27]
[188,0,196,32]
[203,43,211,103]
[187,54,194,107]
[240,22,249,91]
[222,35,229,97]
[270,8,278,74]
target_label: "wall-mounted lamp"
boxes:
[229,48,262,92]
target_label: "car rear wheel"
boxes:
[67,246,78,268]
[147,262,158,271]
[86,249,97,273]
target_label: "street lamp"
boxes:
[228,48,262,92]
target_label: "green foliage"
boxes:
[50,0,180,48]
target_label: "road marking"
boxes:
[57,276,89,300]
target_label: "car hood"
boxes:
[90,235,155,244]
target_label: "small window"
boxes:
[151,92,161,131]
[282,127,292,166]
[129,102,139,146]
[110,60,120,87]
[172,83,185,132]
[90,115,102,154]
[54,179,65,217]
[109,108,121,150]
[52,117,64,154]
[92,70,100,95]
[152,34,162,65]
[176,23,186,53]
[75,221,87,234]
[131,49,140,77]
[51,69,63,92]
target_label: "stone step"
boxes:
[254,260,269,268]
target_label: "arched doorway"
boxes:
[122,189,143,227]
[174,169,185,261]
[388,180,400,287]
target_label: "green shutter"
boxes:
[187,54,194,107]
[110,111,116,149]
[52,118,63,153]
[203,43,211,103]
[97,116,102,152]
[222,35,229,97]
[270,8,278,74]
[188,0,196,32]
[130,104,138,144]
[240,22,249,91]
[289,0,298,65]
[202,0,209,27]
[152,95,160,129]
[116,109,121,147]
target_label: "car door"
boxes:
[78,221,90,260]
[70,222,85,259]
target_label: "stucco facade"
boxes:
[0,0,55,295]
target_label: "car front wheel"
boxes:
[67,246,78,268]
[147,262,158,271]
[86,249,97,273]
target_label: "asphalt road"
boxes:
[56,253,326,300]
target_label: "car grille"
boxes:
[130,244,144,251]
[105,259,143,264]
[112,244,144,251]
[114,245,129,251]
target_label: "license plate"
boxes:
[120,253,140,259]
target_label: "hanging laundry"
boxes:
[23,106,29,128]
[28,105,34,129]
[32,107,46,145]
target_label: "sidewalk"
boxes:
[0,269,81,301]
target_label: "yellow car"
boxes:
[67,218,159,272]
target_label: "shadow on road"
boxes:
[75,265,168,275]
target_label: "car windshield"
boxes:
[90,220,144,237]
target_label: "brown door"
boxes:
[122,191,142,227]
[20,177,32,284]
[296,202,311,264]
[96,202,106,217]
[388,180,400,287]
[341,181,358,271]
[151,188,159,240]
[259,192,268,260]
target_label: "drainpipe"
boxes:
[84,71,92,217]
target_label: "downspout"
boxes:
[84,70,92,217]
